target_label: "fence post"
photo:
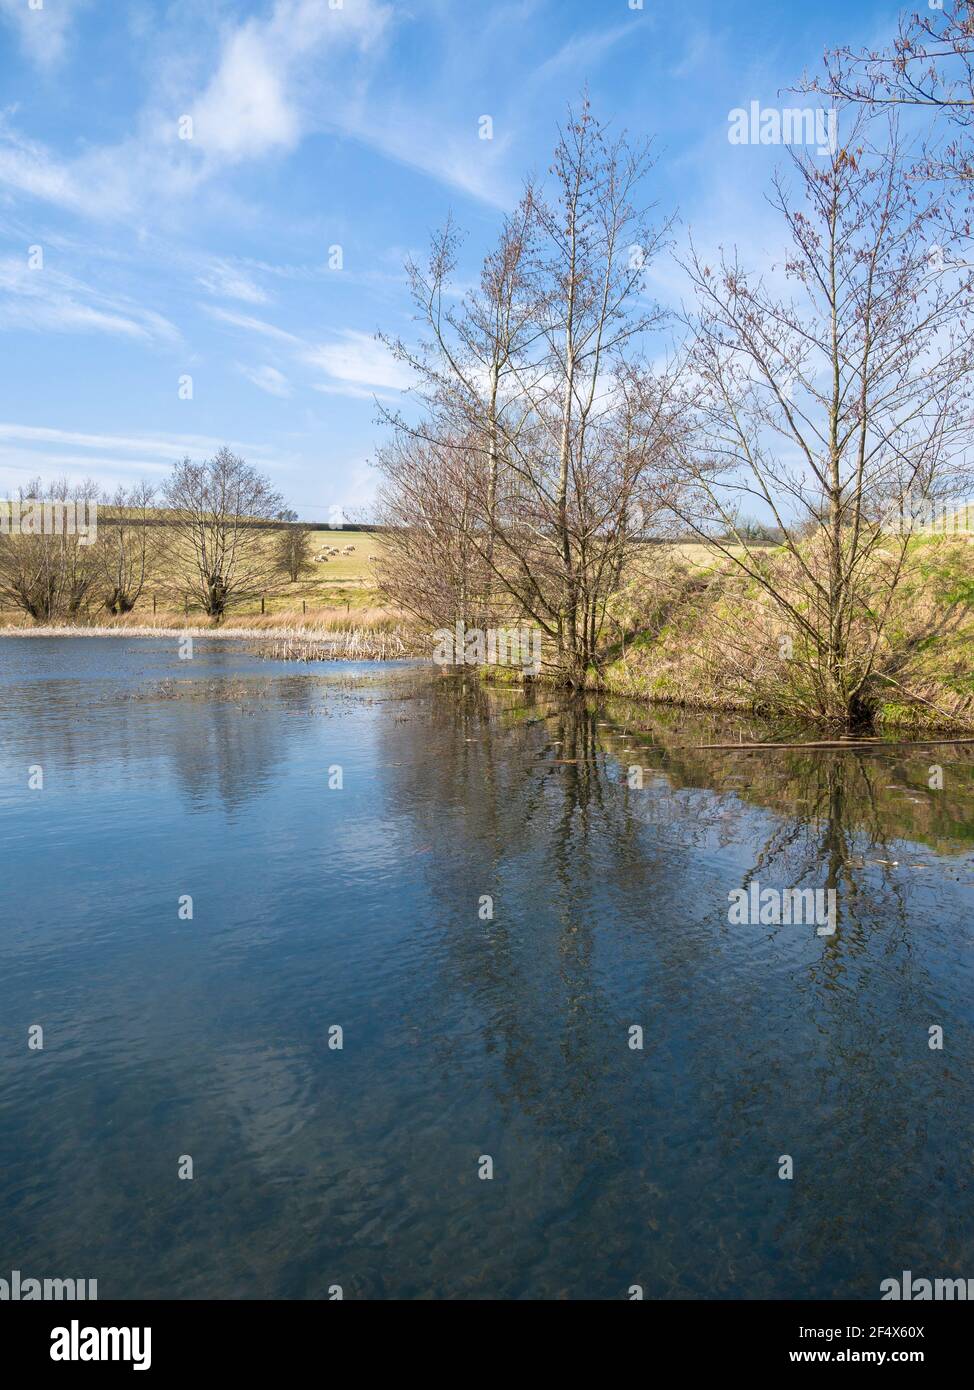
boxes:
[261,595,265,615]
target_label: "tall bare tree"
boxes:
[379,194,539,632]
[162,448,284,620]
[674,111,974,726]
[379,100,680,686]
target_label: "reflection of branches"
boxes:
[382,678,974,1294]
[0,661,317,816]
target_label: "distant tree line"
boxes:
[0,448,313,622]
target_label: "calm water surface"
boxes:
[1,637,973,1299]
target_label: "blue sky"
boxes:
[0,0,903,520]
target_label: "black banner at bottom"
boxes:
[1,1298,969,1374]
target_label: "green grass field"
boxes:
[257,528,388,615]
[0,528,394,629]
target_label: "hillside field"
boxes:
[0,527,397,630]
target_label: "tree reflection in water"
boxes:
[383,674,974,1296]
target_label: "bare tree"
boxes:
[374,432,488,633]
[379,100,680,686]
[674,112,974,726]
[273,524,313,584]
[98,482,155,614]
[162,448,284,620]
[0,476,101,621]
[379,193,539,632]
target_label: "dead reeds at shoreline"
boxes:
[0,621,420,661]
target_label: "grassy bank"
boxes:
[595,535,974,733]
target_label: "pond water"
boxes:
[1,637,973,1299]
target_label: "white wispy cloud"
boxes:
[670,27,719,81]
[0,123,102,217]
[198,261,269,304]
[238,363,292,397]
[0,0,392,220]
[0,422,280,460]
[208,308,413,399]
[0,0,85,69]
[532,21,634,84]
[189,0,390,165]
[304,330,412,395]
[203,305,302,345]
[0,423,293,492]
[191,25,299,163]
[340,107,515,207]
[0,114,200,221]
[0,255,180,342]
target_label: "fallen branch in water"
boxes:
[686,737,974,751]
